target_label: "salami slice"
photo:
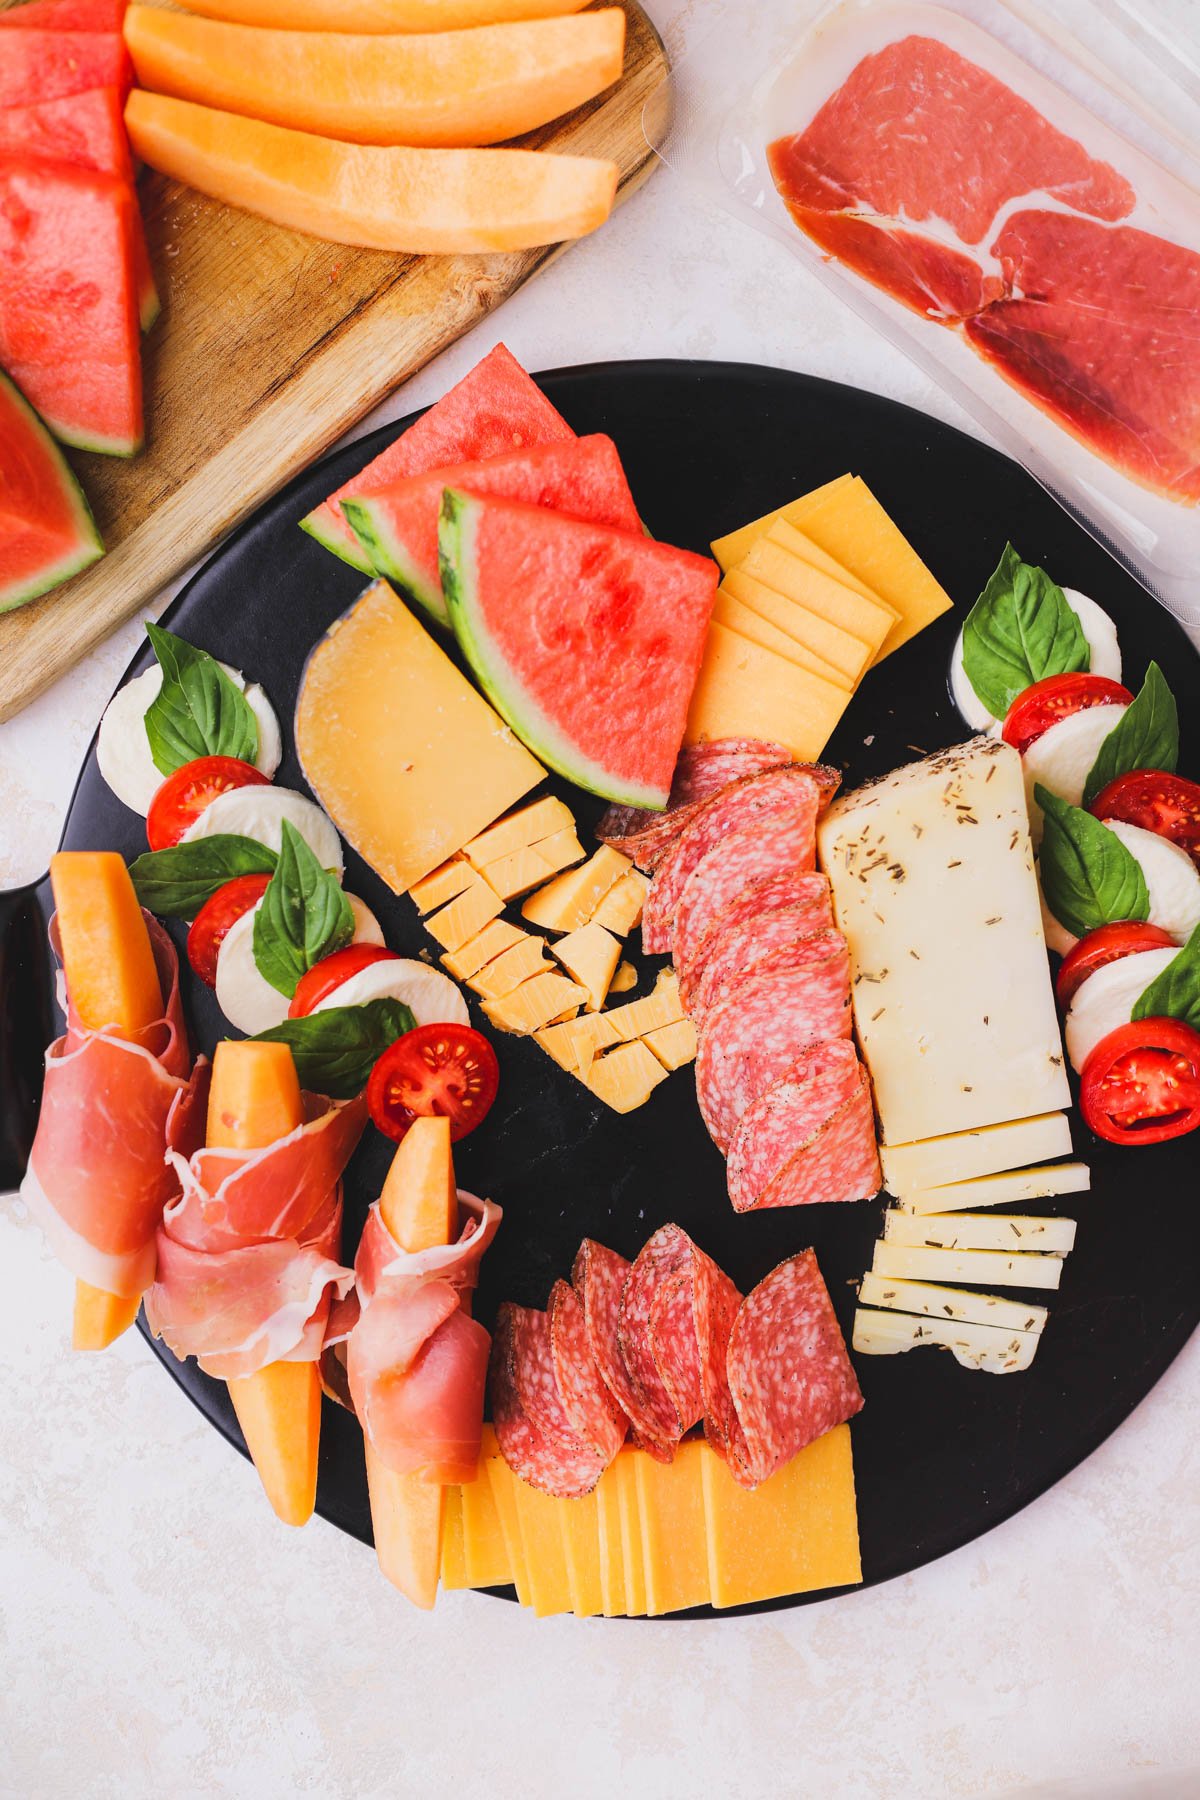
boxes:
[642,765,830,954]
[690,1249,747,1470]
[549,1277,626,1464]
[686,890,836,1020]
[648,1269,705,1435]
[572,1238,643,1430]
[616,1225,693,1450]
[726,1046,876,1211]
[741,1075,881,1213]
[726,1251,864,1488]
[673,807,821,980]
[695,939,853,1151]
[490,1304,607,1498]
[597,739,794,869]
[679,870,831,1008]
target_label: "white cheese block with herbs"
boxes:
[818,735,1070,1144]
[872,1241,1065,1291]
[882,1209,1077,1254]
[852,1308,1041,1373]
[896,1160,1090,1214]
[858,1269,1049,1333]
[879,1112,1074,1194]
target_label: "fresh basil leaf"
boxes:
[961,544,1089,720]
[251,999,415,1099]
[252,820,353,998]
[1036,785,1150,940]
[1082,661,1178,807]
[143,623,260,777]
[128,834,277,918]
[1132,919,1200,1032]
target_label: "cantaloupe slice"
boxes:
[126,93,618,254]
[208,1041,323,1530]
[124,6,626,147]
[172,0,590,29]
[50,852,163,1351]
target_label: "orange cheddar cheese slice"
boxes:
[722,567,870,686]
[635,1438,710,1616]
[741,534,894,660]
[699,1425,861,1608]
[685,621,849,763]
[559,1490,603,1619]
[484,1453,534,1607]
[595,1459,627,1616]
[459,1428,513,1590]
[511,1476,575,1618]
[440,1485,470,1591]
[295,579,543,895]
[615,1449,647,1616]
[710,586,849,688]
[709,474,855,572]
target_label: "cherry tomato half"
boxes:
[289,944,399,1019]
[1080,1016,1200,1146]
[1090,768,1200,871]
[147,755,270,850]
[186,872,271,987]
[367,1022,500,1145]
[1055,920,1178,1008]
[1001,673,1133,755]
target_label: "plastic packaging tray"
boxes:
[646,0,1200,623]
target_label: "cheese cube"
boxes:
[466,934,552,1001]
[635,1439,710,1616]
[605,969,685,1039]
[482,971,588,1036]
[510,1479,574,1618]
[587,1040,668,1113]
[536,1013,622,1075]
[712,586,848,688]
[709,474,855,572]
[408,857,476,915]
[685,621,850,763]
[459,1432,513,1589]
[642,1018,698,1071]
[897,1161,1091,1216]
[559,1490,603,1619]
[483,1453,533,1606]
[725,562,875,683]
[700,1425,861,1608]
[440,918,525,980]
[595,1460,627,1616]
[819,738,1071,1144]
[479,828,586,901]
[615,1450,647,1616]
[858,1270,1048,1333]
[852,1308,1040,1373]
[295,579,543,893]
[424,875,505,952]
[461,796,576,868]
[883,1210,1077,1254]
[871,1241,1065,1291]
[521,846,632,933]
[551,922,621,1011]
[609,960,638,993]
[880,1113,1074,1193]
[440,1486,470,1590]
[591,870,650,937]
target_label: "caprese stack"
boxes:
[954,546,1200,1146]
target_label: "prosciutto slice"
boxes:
[144,1093,367,1381]
[346,1190,502,1484]
[21,914,208,1299]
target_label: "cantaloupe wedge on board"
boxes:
[208,1041,323,1529]
[170,0,590,31]
[126,93,619,255]
[124,6,626,147]
[48,852,162,1352]
[366,1115,459,1608]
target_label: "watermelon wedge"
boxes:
[440,490,719,807]
[0,158,143,454]
[0,28,133,105]
[301,342,575,571]
[0,369,104,611]
[0,0,127,27]
[341,434,641,625]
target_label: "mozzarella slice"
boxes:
[1039,883,1077,959]
[1023,703,1128,843]
[214,902,291,1036]
[949,588,1122,732]
[1064,946,1178,1072]
[96,660,282,815]
[347,895,385,946]
[1105,820,1200,944]
[312,957,469,1027]
[184,786,343,877]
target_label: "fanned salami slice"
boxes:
[510,1302,579,1444]
[617,1225,693,1450]
[686,893,837,1022]
[648,1270,705,1435]
[679,870,832,1008]
[549,1277,626,1465]
[641,765,831,955]
[673,806,821,980]
[597,739,794,870]
[726,1047,878,1211]
[490,1304,606,1498]
[726,1251,864,1488]
[690,1250,747,1469]
[695,940,852,1151]
[572,1238,643,1428]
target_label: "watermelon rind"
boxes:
[0,370,104,611]
[339,496,446,626]
[298,504,375,573]
[49,414,143,458]
[439,489,670,811]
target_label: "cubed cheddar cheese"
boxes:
[408,857,477,915]
[466,934,552,1001]
[521,846,633,933]
[424,874,506,952]
[711,584,850,689]
[590,870,650,938]
[559,1490,603,1620]
[440,918,525,981]
[480,828,586,902]
[295,580,543,893]
[535,1012,622,1075]
[710,474,855,571]
[587,1040,668,1113]
[642,1018,698,1071]
[461,796,576,869]
[609,960,638,994]
[551,922,621,1011]
[482,971,588,1035]
[723,565,870,687]
[459,1432,513,1589]
[700,1426,861,1608]
[635,1439,710,1616]
[685,620,849,763]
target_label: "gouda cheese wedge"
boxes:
[711,586,849,688]
[587,1040,667,1113]
[551,922,621,1011]
[723,566,870,686]
[480,827,585,901]
[521,846,632,933]
[709,474,855,571]
[635,1439,710,1616]
[408,857,476,915]
[440,918,525,980]
[425,876,505,952]
[461,796,575,868]
[590,869,649,938]
[700,1426,861,1608]
[642,1018,698,1071]
[685,621,849,763]
[482,971,588,1035]
[466,933,551,1001]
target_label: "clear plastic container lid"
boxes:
[646,0,1200,624]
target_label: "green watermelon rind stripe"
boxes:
[0,371,105,613]
[299,500,375,573]
[339,496,449,627]
[440,489,670,812]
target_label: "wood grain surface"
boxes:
[0,0,667,720]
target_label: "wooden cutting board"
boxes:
[0,0,668,720]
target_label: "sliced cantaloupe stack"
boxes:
[126,93,619,255]
[123,6,626,148]
[171,0,591,29]
[49,851,164,1353]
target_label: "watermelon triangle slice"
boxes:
[440,490,719,808]
[0,369,104,611]
[0,157,143,455]
[300,343,575,571]
[0,27,133,106]
[341,434,641,626]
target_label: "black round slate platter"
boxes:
[47,360,1200,1618]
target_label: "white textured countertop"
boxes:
[2,3,1197,1794]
